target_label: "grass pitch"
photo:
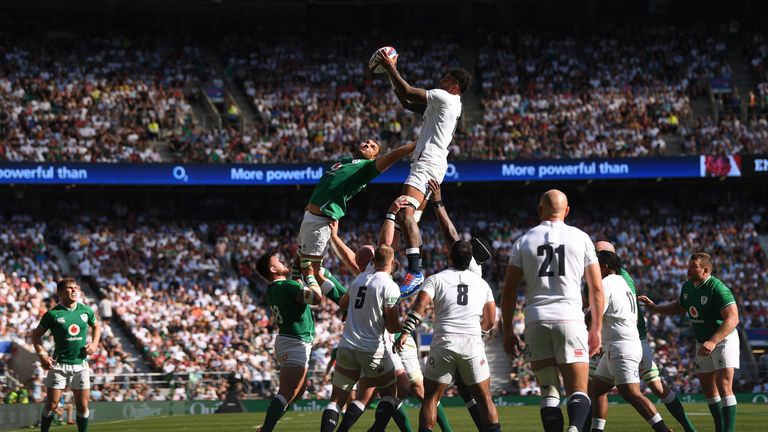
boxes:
[12,404,766,431]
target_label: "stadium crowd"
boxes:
[2,20,768,164]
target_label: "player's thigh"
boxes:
[402,162,436,197]
[551,320,589,364]
[639,338,661,383]
[275,336,312,368]
[43,364,69,390]
[605,342,642,386]
[400,347,424,384]
[277,366,308,399]
[712,331,741,372]
[69,364,90,391]
[44,387,64,409]
[423,345,458,385]
[298,214,332,257]
[523,321,555,364]
[455,346,491,386]
[73,388,89,411]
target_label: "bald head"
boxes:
[538,189,569,221]
[595,241,615,253]
[355,245,375,271]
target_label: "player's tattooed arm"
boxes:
[388,75,426,115]
[296,284,322,306]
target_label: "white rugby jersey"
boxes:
[339,271,400,353]
[601,274,639,345]
[421,268,494,339]
[508,220,598,323]
[413,89,462,167]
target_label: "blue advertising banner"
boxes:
[0,156,728,186]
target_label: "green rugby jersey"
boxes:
[619,268,648,339]
[266,279,315,343]
[678,276,736,343]
[37,303,96,365]
[309,157,380,220]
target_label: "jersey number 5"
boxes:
[537,244,565,277]
[354,287,367,309]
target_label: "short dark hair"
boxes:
[256,251,278,280]
[57,278,77,292]
[597,250,622,274]
[450,240,473,271]
[447,68,472,94]
[690,252,712,270]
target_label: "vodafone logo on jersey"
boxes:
[689,306,699,318]
[68,324,80,336]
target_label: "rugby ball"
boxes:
[369,46,398,74]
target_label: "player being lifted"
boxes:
[395,241,500,432]
[589,241,697,432]
[640,253,740,432]
[502,190,604,432]
[588,250,672,432]
[31,278,101,432]
[297,138,415,296]
[320,245,403,432]
[255,251,332,432]
[374,48,472,297]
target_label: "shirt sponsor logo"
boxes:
[68,324,80,336]
[689,306,699,318]
[80,314,89,322]
[330,162,343,171]
[57,317,66,323]
[700,296,708,305]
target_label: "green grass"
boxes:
[11,404,767,431]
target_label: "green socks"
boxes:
[261,395,287,432]
[40,412,55,432]
[721,395,737,432]
[392,402,414,432]
[662,391,697,432]
[436,402,453,432]
[707,396,724,432]
[76,412,89,432]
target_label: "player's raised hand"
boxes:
[329,220,339,237]
[427,179,442,202]
[377,48,398,70]
[388,195,410,214]
[503,331,522,358]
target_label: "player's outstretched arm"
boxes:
[374,141,416,172]
[377,48,428,106]
[637,295,685,315]
[585,263,604,357]
[329,221,361,275]
[380,196,409,247]
[395,289,431,352]
[428,179,459,247]
[501,265,523,357]
[388,75,426,115]
[296,283,322,306]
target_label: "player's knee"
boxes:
[535,367,561,406]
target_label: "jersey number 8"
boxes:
[457,284,469,306]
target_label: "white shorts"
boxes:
[639,338,661,383]
[298,211,333,256]
[424,336,489,385]
[524,321,589,364]
[275,335,312,367]
[695,331,740,373]
[588,353,602,379]
[337,346,394,379]
[594,340,642,386]
[398,337,423,383]
[404,161,446,194]
[44,363,90,390]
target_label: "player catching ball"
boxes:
[374,47,472,297]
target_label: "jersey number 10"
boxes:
[537,244,565,277]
